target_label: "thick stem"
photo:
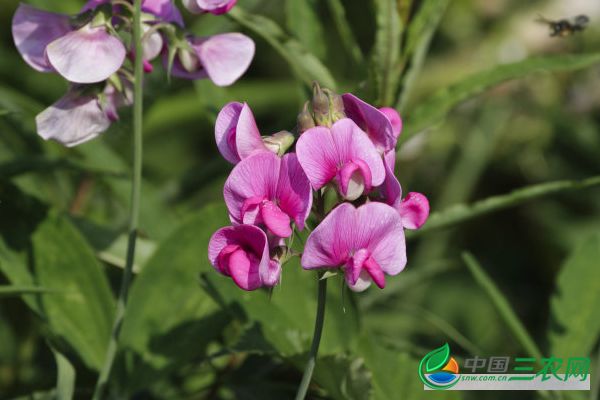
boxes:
[91,0,143,398]
[294,277,327,400]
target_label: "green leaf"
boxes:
[31,211,115,371]
[51,347,76,400]
[425,343,450,372]
[547,233,600,360]
[325,0,365,70]
[312,354,372,400]
[402,53,600,141]
[410,175,600,237]
[227,7,337,90]
[286,0,326,59]
[370,0,402,106]
[0,285,61,297]
[462,252,543,360]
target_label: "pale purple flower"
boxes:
[223,152,312,238]
[379,160,429,229]
[302,202,406,291]
[342,93,397,153]
[296,118,385,201]
[35,82,131,147]
[182,0,237,15]
[165,33,254,86]
[215,102,275,164]
[81,0,184,24]
[208,224,280,290]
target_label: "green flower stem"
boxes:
[294,277,327,400]
[91,0,144,398]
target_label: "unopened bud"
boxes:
[297,101,315,133]
[262,130,295,156]
[324,89,345,122]
[312,82,330,126]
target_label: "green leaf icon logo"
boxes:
[425,343,450,372]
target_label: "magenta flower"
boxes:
[216,102,293,164]
[342,93,397,153]
[165,33,254,86]
[35,82,131,147]
[296,118,385,201]
[182,0,237,15]
[209,224,280,290]
[379,161,430,229]
[302,202,406,291]
[12,3,126,84]
[223,152,312,238]
[379,107,402,139]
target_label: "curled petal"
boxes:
[397,192,429,229]
[262,259,282,287]
[379,107,402,139]
[347,269,373,292]
[295,126,339,190]
[142,0,184,24]
[379,157,402,209]
[46,23,126,83]
[276,153,312,230]
[142,24,164,61]
[12,3,72,72]
[342,93,396,152]
[261,200,292,238]
[35,88,110,147]
[215,102,244,163]
[228,249,261,291]
[235,103,267,160]
[183,0,237,14]
[345,248,370,285]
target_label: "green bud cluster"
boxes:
[297,81,346,133]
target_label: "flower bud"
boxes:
[312,81,330,126]
[262,130,295,157]
[297,100,315,133]
[324,89,346,122]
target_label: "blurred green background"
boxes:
[1,0,599,399]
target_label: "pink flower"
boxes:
[12,3,126,84]
[296,118,385,201]
[165,33,254,86]
[302,202,406,291]
[182,0,237,15]
[379,160,429,229]
[342,93,397,153]
[379,107,402,139]
[208,224,280,290]
[81,0,184,24]
[223,152,312,238]
[35,82,131,147]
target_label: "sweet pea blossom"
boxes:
[182,0,237,15]
[165,33,254,86]
[342,93,397,153]
[81,0,184,24]
[215,102,294,164]
[12,3,126,84]
[302,202,406,291]
[224,152,312,238]
[296,118,385,201]
[209,224,280,290]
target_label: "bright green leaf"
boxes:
[425,343,450,372]
[52,347,76,400]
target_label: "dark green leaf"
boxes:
[286,0,326,59]
[313,354,372,400]
[0,285,61,297]
[325,0,365,70]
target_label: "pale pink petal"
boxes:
[142,25,164,61]
[330,118,385,188]
[397,192,429,229]
[12,4,72,72]
[295,126,339,190]
[196,33,254,86]
[223,152,280,224]
[235,103,268,160]
[354,202,405,276]
[262,259,281,287]
[46,24,126,83]
[261,200,292,238]
[342,93,396,152]
[302,203,355,270]
[229,249,261,290]
[337,162,363,200]
[196,0,237,14]
[181,0,204,14]
[276,153,312,230]
[345,248,370,285]
[215,102,243,164]
[35,88,110,147]
[347,269,373,292]
[379,107,402,139]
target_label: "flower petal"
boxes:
[379,107,402,139]
[354,202,405,276]
[229,249,262,290]
[46,24,126,83]
[223,152,280,224]
[295,126,339,190]
[276,153,312,230]
[337,162,364,200]
[196,33,254,86]
[235,103,268,160]
[35,88,111,147]
[261,200,292,238]
[363,256,385,288]
[217,244,240,276]
[397,192,429,229]
[184,0,237,14]
[345,248,370,285]
[261,259,281,287]
[142,0,184,23]
[347,269,372,292]
[302,203,355,270]
[12,3,72,72]
[379,157,402,209]
[342,93,396,152]
[215,102,244,163]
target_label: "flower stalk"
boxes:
[91,0,144,398]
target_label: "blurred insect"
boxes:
[536,14,589,37]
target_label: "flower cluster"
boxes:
[12,0,252,147]
[209,83,430,291]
